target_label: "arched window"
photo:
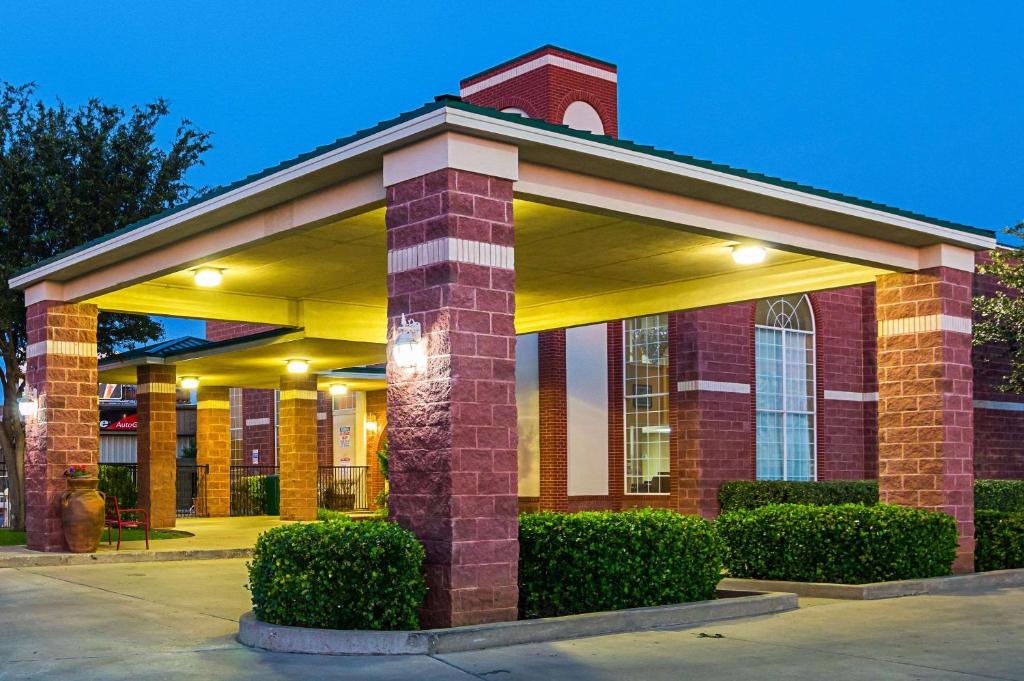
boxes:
[755,294,816,480]
[561,101,605,135]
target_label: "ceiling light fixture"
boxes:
[193,267,223,287]
[180,376,200,390]
[286,359,310,374]
[732,245,767,265]
[329,384,349,396]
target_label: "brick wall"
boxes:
[242,389,276,465]
[365,389,388,509]
[538,330,568,511]
[972,251,1024,479]
[316,391,333,467]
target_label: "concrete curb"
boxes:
[237,589,798,655]
[0,547,253,568]
[721,568,1024,600]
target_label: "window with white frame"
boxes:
[755,294,816,480]
[624,314,670,494]
[229,388,243,465]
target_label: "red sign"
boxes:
[101,414,137,432]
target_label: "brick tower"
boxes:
[459,45,619,138]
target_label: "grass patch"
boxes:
[0,528,192,546]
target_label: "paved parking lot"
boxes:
[1,559,1023,680]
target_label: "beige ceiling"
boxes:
[99,334,385,390]
[90,199,887,336]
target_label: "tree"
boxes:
[974,222,1024,393]
[0,83,212,530]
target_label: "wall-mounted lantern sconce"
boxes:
[365,415,379,433]
[17,389,39,419]
[392,313,423,370]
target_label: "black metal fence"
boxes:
[230,465,279,516]
[0,461,10,528]
[98,462,207,518]
[94,462,369,518]
[175,463,208,518]
[318,466,369,512]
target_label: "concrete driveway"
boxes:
[1,559,1022,680]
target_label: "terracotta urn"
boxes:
[61,477,106,553]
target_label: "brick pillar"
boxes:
[386,167,519,628]
[670,306,755,517]
[876,267,974,572]
[365,389,388,510]
[137,365,177,528]
[538,330,568,511]
[316,391,333,467]
[23,301,99,551]
[279,375,318,520]
[196,386,231,517]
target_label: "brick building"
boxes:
[13,45,1010,625]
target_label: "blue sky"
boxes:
[2,1,1021,341]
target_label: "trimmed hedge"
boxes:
[248,519,425,630]
[976,510,1024,571]
[975,480,1024,513]
[518,509,722,618]
[718,480,878,512]
[717,503,958,584]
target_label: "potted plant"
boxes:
[60,465,106,553]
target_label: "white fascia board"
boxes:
[13,104,994,290]
[440,108,995,251]
[9,108,449,289]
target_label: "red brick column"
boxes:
[196,386,231,517]
[137,365,178,528]
[365,389,388,510]
[538,330,568,511]
[279,375,318,520]
[876,267,974,572]
[24,301,99,551]
[316,391,333,467]
[386,167,518,628]
[670,306,755,517]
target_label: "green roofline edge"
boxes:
[16,98,994,280]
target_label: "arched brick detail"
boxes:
[553,88,614,135]
[491,95,541,120]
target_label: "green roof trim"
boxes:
[18,97,993,280]
[100,327,296,367]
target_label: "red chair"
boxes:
[104,496,149,550]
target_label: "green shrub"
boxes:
[315,507,353,522]
[976,509,1024,571]
[248,520,426,630]
[518,509,722,618]
[718,480,878,512]
[717,503,957,584]
[975,480,1024,513]
[98,464,137,508]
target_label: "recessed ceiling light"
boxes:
[732,245,767,265]
[193,267,223,287]
[286,359,310,374]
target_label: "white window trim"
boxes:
[755,295,818,482]
[623,316,671,496]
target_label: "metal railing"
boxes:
[0,462,10,528]
[98,462,208,518]
[318,465,369,512]
[176,463,208,518]
[230,465,279,516]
